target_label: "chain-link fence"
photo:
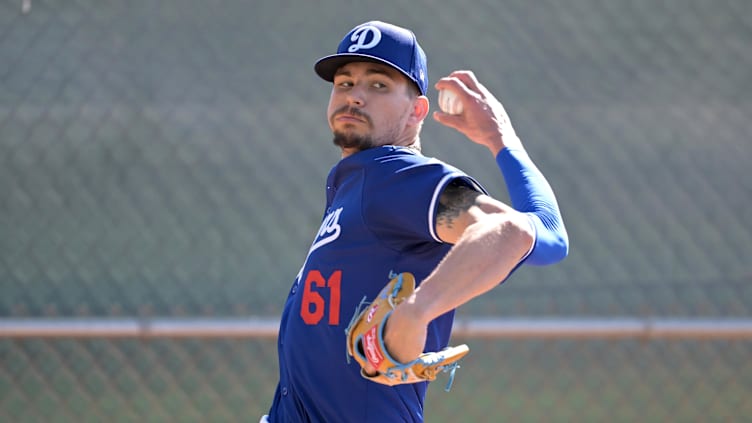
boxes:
[1,0,751,421]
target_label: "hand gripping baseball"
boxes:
[433,70,523,155]
[345,272,469,391]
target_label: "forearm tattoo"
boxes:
[436,180,482,230]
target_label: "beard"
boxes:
[332,131,376,151]
[330,106,379,152]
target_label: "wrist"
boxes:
[483,134,505,156]
[397,288,434,325]
[484,132,522,157]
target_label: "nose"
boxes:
[346,85,366,107]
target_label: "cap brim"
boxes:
[314,53,419,92]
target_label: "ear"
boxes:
[407,95,430,125]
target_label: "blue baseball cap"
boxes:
[314,21,428,95]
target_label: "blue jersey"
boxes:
[268,146,486,423]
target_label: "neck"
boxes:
[340,140,421,159]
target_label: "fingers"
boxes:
[434,73,471,103]
[432,110,463,129]
[433,70,492,127]
[434,70,487,99]
[357,338,378,376]
[363,362,377,376]
[433,73,475,130]
[433,72,476,127]
[432,70,517,153]
[448,70,483,94]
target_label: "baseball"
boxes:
[438,89,463,115]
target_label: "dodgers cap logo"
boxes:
[348,25,382,52]
[314,21,428,96]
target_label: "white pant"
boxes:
[259,415,269,423]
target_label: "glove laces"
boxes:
[344,295,369,364]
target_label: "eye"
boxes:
[369,79,393,90]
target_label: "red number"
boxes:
[300,270,342,325]
[327,271,341,325]
[300,271,325,324]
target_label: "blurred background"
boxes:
[1,0,751,421]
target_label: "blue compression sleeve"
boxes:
[497,147,569,266]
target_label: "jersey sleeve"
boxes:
[362,155,486,247]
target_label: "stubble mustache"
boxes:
[330,106,372,127]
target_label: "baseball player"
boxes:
[262,21,568,423]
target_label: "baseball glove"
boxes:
[345,272,469,391]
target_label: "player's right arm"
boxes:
[406,182,540,325]
[433,69,569,267]
[380,70,568,364]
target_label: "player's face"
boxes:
[328,62,422,154]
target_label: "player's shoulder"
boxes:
[370,146,456,173]
[364,146,486,195]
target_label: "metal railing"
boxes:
[3,316,752,339]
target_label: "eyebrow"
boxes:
[334,66,397,79]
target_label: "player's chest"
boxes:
[314,184,368,253]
